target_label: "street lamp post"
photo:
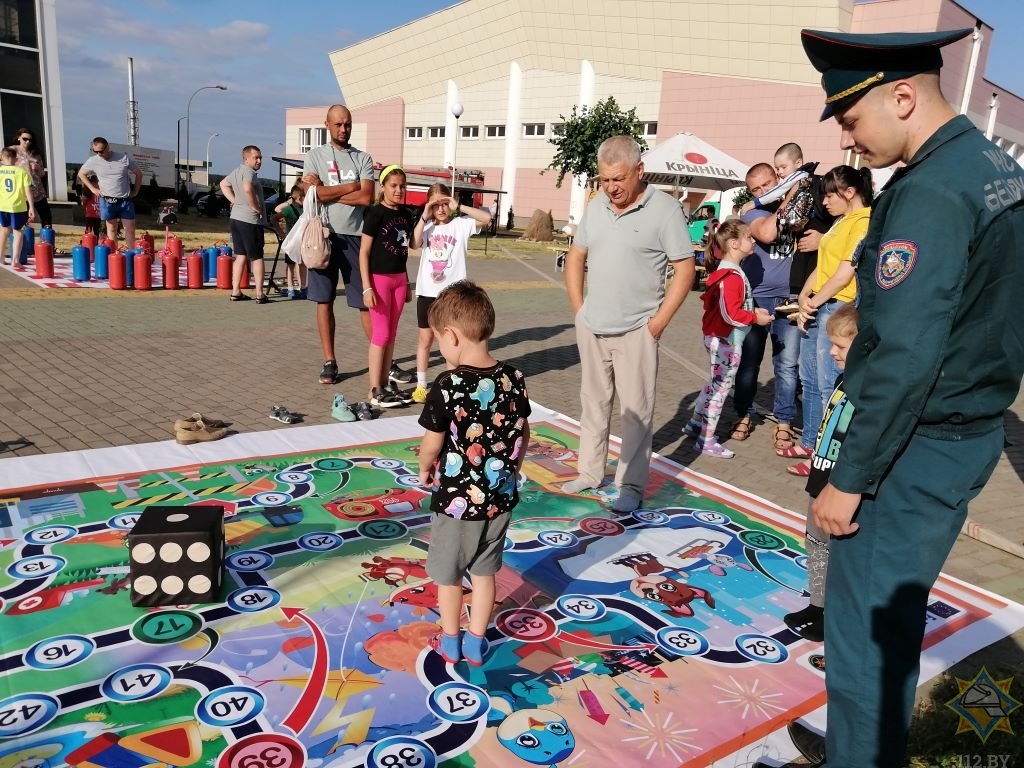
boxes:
[450,102,463,199]
[205,132,220,186]
[185,85,227,191]
[175,116,186,197]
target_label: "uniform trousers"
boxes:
[574,315,658,496]
[824,426,1003,767]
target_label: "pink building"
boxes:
[283,0,1024,224]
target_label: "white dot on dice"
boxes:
[160,542,183,563]
[187,542,211,562]
[189,575,212,593]
[161,576,184,595]
[166,513,190,523]
[134,575,157,595]
[132,543,156,563]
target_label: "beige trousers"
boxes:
[574,313,659,495]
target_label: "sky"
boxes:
[56,0,454,180]
[56,0,1024,182]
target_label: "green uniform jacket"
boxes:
[832,115,1024,494]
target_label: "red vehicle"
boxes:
[322,486,427,521]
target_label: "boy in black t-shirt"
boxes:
[418,281,531,666]
[784,303,858,642]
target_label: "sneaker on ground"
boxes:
[371,387,405,409]
[561,477,597,495]
[319,361,339,385]
[353,401,376,421]
[389,382,414,405]
[683,420,702,439]
[331,394,357,423]
[388,363,415,385]
[411,385,429,404]
[610,488,642,514]
[697,439,735,458]
[175,424,228,445]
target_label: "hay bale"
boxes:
[521,209,555,242]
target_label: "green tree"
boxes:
[545,97,649,188]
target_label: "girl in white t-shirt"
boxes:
[410,183,492,402]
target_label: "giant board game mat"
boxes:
[1,406,1022,768]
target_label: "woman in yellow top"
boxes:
[785,165,872,475]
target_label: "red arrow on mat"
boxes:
[280,606,328,735]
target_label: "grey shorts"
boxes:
[426,511,511,585]
[307,233,364,307]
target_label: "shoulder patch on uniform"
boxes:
[876,239,917,290]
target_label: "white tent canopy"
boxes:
[641,133,749,191]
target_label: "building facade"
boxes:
[283,0,1024,223]
[0,0,67,202]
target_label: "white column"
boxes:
[985,93,999,140]
[960,25,982,116]
[39,0,68,201]
[500,62,522,224]
[444,80,459,171]
[568,59,596,224]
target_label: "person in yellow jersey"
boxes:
[0,146,36,268]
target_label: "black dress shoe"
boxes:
[787,720,826,765]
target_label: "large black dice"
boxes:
[128,505,224,607]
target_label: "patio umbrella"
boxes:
[640,133,748,191]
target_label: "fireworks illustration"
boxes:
[619,709,700,761]
[712,674,785,719]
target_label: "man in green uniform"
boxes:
[795,28,1024,767]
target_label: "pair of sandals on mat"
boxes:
[730,417,812,476]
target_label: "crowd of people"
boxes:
[6,24,1022,768]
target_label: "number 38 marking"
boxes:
[368,736,437,768]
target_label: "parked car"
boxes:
[196,188,280,220]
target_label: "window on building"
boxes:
[523,123,546,138]
[298,128,312,154]
[551,123,566,136]
[314,127,327,146]
[428,126,445,139]
[0,0,38,47]
[640,121,658,137]
[485,124,506,139]
[460,125,479,139]
[406,126,423,140]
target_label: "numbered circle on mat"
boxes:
[0,693,60,737]
[251,491,293,507]
[427,682,489,723]
[24,525,77,545]
[368,736,437,768]
[227,586,281,613]
[101,663,172,702]
[197,686,266,728]
[7,555,65,580]
[25,634,96,670]
[217,733,305,768]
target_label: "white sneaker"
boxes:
[611,488,642,514]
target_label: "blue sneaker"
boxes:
[331,394,357,423]
[286,289,296,299]
[461,630,489,667]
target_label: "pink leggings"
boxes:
[369,272,407,346]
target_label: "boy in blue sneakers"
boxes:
[417,281,531,665]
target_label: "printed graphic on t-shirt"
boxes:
[426,232,458,283]
[418,363,531,521]
[806,379,854,498]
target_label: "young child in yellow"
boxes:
[0,147,37,268]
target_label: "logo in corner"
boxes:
[875,239,917,289]
[944,667,1021,742]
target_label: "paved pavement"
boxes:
[0,239,1021,611]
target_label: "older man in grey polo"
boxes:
[563,135,695,513]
